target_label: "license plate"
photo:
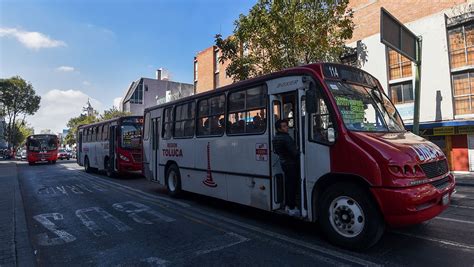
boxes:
[442,193,449,205]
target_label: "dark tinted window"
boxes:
[227,86,267,135]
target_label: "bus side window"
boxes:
[103,124,109,141]
[227,86,267,135]
[143,113,150,140]
[309,91,334,144]
[163,107,173,139]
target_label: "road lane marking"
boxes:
[72,168,380,267]
[112,201,175,224]
[194,232,249,256]
[140,257,169,266]
[33,213,76,246]
[393,231,474,251]
[75,207,132,237]
[435,216,474,225]
[450,204,474,210]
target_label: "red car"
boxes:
[57,148,70,160]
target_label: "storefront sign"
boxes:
[434,127,454,136]
[458,126,474,134]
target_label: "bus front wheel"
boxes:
[317,182,384,250]
[166,164,182,197]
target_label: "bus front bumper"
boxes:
[371,173,455,227]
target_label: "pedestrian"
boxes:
[272,119,300,216]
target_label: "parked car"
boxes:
[57,148,70,160]
[16,149,27,160]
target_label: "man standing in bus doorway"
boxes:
[272,119,299,216]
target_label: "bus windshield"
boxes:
[326,81,405,132]
[26,135,58,151]
[120,123,142,150]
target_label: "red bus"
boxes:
[142,63,455,249]
[77,116,143,177]
[26,134,59,165]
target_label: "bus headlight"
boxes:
[119,154,130,162]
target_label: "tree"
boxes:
[64,106,130,146]
[64,114,98,145]
[0,76,41,148]
[100,107,130,121]
[10,121,34,148]
[215,0,354,81]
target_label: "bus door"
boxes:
[151,117,160,182]
[77,130,83,165]
[109,126,117,172]
[267,76,306,215]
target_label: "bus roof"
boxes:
[77,115,143,129]
[27,134,58,139]
[144,62,380,113]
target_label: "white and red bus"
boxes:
[26,134,59,165]
[142,63,455,249]
[77,116,143,177]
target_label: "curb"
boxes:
[13,163,36,267]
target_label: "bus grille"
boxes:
[132,153,142,163]
[430,176,450,191]
[420,159,448,178]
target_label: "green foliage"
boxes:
[64,107,130,145]
[0,76,41,148]
[215,0,354,81]
[65,114,98,145]
[11,121,34,148]
[100,107,131,121]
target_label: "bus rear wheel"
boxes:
[166,164,182,197]
[84,157,92,173]
[317,182,384,250]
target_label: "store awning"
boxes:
[405,120,474,130]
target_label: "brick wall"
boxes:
[195,46,215,94]
[348,0,468,43]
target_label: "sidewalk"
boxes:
[453,172,474,187]
[0,161,35,266]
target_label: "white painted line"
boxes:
[64,164,380,267]
[435,216,474,225]
[450,204,474,210]
[61,165,190,208]
[393,231,474,251]
[194,232,249,256]
[141,257,169,266]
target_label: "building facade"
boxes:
[194,0,474,171]
[122,69,194,116]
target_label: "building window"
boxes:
[130,82,143,104]
[452,72,474,115]
[448,24,474,69]
[194,60,198,81]
[214,49,219,73]
[389,81,414,104]
[214,73,219,89]
[387,48,412,80]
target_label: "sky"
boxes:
[0,0,256,133]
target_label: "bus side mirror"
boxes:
[306,89,317,113]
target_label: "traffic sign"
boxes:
[380,7,417,62]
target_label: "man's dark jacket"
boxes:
[272,132,298,165]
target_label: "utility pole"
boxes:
[412,37,422,135]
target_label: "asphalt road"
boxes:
[16,160,474,266]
